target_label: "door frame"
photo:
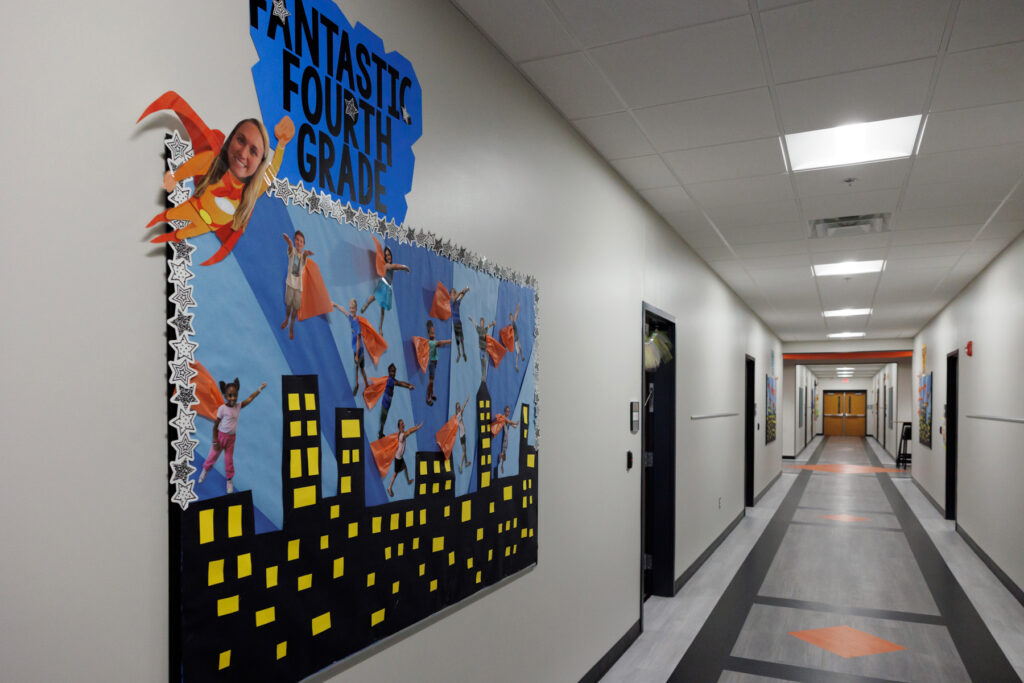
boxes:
[640,303,676,621]
[946,351,959,521]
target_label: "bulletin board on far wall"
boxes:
[149,2,540,680]
[765,375,777,444]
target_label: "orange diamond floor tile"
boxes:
[785,464,903,474]
[789,625,906,658]
[820,514,871,522]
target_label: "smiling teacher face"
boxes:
[227,121,265,180]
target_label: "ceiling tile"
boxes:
[978,221,1024,241]
[521,52,624,119]
[994,197,1024,222]
[793,159,911,197]
[686,173,794,208]
[590,16,765,108]
[931,42,1024,112]
[663,137,785,184]
[893,203,997,229]
[800,189,901,220]
[947,0,1024,52]
[550,0,750,48]
[640,186,696,213]
[695,245,735,262]
[901,180,1011,211]
[675,225,725,249]
[733,240,809,258]
[718,219,805,244]
[707,201,802,231]
[743,253,813,270]
[760,0,950,83]
[816,275,880,309]
[453,0,575,62]
[909,142,1024,188]
[776,59,934,133]
[807,236,892,256]
[572,112,655,159]
[633,88,779,152]
[888,225,982,245]
[661,207,711,233]
[887,242,970,260]
[918,100,1024,154]
[610,155,677,189]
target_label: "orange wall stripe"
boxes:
[783,351,913,360]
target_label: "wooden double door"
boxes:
[823,391,866,436]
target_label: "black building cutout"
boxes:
[176,375,538,681]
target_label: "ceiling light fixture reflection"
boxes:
[823,308,872,317]
[828,332,867,339]
[785,115,922,171]
[813,260,885,277]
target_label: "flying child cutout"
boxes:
[139,91,294,265]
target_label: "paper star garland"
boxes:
[169,337,198,363]
[172,434,199,461]
[168,312,195,337]
[169,458,197,485]
[345,97,359,121]
[168,260,194,287]
[173,383,199,409]
[272,0,290,22]
[165,131,191,161]
[168,240,196,263]
[168,358,197,385]
[171,480,198,508]
[169,284,196,310]
[170,408,197,435]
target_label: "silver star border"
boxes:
[171,480,198,509]
[169,458,197,485]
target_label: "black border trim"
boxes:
[912,477,945,516]
[578,619,641,683]
[956,524,1024,608]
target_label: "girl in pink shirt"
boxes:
[198,378,266,494]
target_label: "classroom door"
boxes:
[823,392,844,435]
[847,392,866,436]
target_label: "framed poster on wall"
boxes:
[147,2,540,680]
[765,375,777,444]
[918,373,932,447]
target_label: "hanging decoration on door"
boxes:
[144,2,540,680]
[918,372,932,448]
[765,374,777,444]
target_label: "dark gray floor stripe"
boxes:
[862,441,1019,682]
[724,656,905,683]
[751,595,946,625]
[667,437,828,682]
[796,505,888,515]
[788,520,903,533]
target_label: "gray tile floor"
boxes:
[600,436,1024,682]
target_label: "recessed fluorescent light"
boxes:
[786,115,922,171]
[836,367,855,371]
[813,260,885,277]
[828,332,867,339]
[823,308,872,317]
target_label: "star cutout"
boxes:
[169,218,189,231]
[165,131,192,162]
[173,382,199,408]
[171,480,198,509]
[169,284,196,310]
[318,192,333,217]
[169,458,197,485]
[405,227,416,244]
[170,408,196,435]
[168,241,196,263]
[167,185,191,206]
[273,177,294,203]
[401,105,411,124]
[169,337,198,362]
[172,434,199,460]
[291,182,309,208]
[306,191,320,214]
[345,96,359,121]
[272,0,290,22]
[168,260,194,287]
[356,212,370,231]
[330,200,347,223]
[342,204,357,224]
[168,358,197,384]
[168,311,195,337]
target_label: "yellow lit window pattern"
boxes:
[419,563,426,576]
[289,449,302,479]
[255,607,275,627]
[199,509,214,544]
[392,580,400,594]
[430,579,438,592]
[482,437,490,449]
[304,393,316,410]
[266,566,278,588]
[481,471,490,488]
[348,522,358,538]
[367,572,376,587]
[306,420,317,436]
[385,546,392,560]
[352,449,360,463]
[340,419,360,438]
[412,537,420,550]
[311,612,331,636]
[390,513,400,531]
[307,447,319,476]
[294,485,316,509]
[320,535,329,550]
[476,528,483,541]
[297,574,312,591]
[372,516,382,533]
[333,557,344,578]
[330,504,340,519]
[219,650,231,670]
[503,486,513,501]
[342,449,350,464]
[444,505,451,517]
[290,421,302,437]
[448,551,455,565]
[419,460,428,475]
[462,500,472,522]
[406,510,415,526]
[398,543,405,556]
[208,559,224,586]
[237,553,252,578]
[432,536,444,552]
[340,476,352,494]
[217,595,239,616]
[432,482,440,494]
[371,608,386,626]
[288,393,300,411]
[228,505,243,537]
[420,509,427,525]
[288,539,300,561]
[276,641,287,659]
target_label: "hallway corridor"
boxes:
[603,437,1023,682]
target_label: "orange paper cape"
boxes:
[499,324,516,353]
[486,335,506,367]
[138,91,224,154]
[436,415,459,460]
[412,336,430,372]
[370,433,400,478]
[372,235,387,277]
[490,413,509,436]
[362,376,388,410]
[189,361,224,422]
[430,282,451,320]
[297,259,332,321]
[357,315,387,366]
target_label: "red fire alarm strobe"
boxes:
[966,341,973,357]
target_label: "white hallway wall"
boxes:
[0,1,782,682]
[913,232,1024,595]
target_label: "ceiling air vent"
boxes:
[809,213,890,239]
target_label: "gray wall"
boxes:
[0,1,783,681]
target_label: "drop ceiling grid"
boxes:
[449,0,1024,340]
